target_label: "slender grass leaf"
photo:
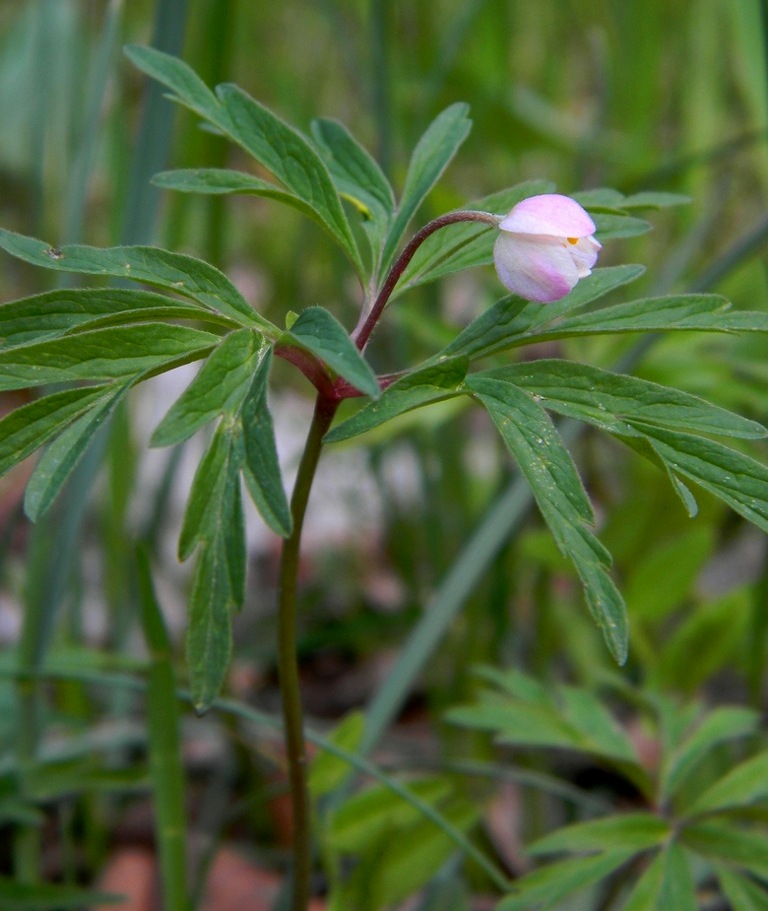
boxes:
[151,329,266,447]
[136,549,188,911]
[381,103,472,275]
[215,84,363,276]
[660,706,759,801]
[717,866,768,911]
[394,179,555,294]
[527,812,669,856]
[469,376,628,662]
[284,306,379,398]
[497,850,635,911]
[0,878,123,910]
[240,350,292,537]
[628,422,768,535]
[689,751,768,815]
[489,360,767,439]
[682,822,768,877]
[23,383,130,521]
[0,323,218,391]
[0,228,269,329]
[0,385,110,478]
[439,264,644,361]
[0,288,230,349]
[324,357,469,443]
[124,44,224,126]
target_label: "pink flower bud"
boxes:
[493,194,601,302]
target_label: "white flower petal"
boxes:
[493,232,580,302]
[498,193,596,238]
[568,236,601,278]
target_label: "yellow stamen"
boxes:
[567,237,578,244]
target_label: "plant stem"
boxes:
[352,210,500,352]
[277,393,338,911]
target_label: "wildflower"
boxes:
[493,193,601,302]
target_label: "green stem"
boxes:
[277,393,338,911]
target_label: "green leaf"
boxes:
[527,812,669,856]
[689,750,768,815]
[0,385,110,478]
[657,842,697,911]
[0,878,123,910]
[0,323,218,391]
[592,212,652,238]
[717,866,768,911]
[616,850,666,911]
[380,103,472,275]
[124,44,224,125]
[324,357,469,443]
[309,711,365,798]
[284,306,379,398]
[493,360,767,440]
[0,228,268,329]
[682,822,768,878]
[557,685,639,763]
[215,84,363,276]
[620,191,692,209]
[395,180,555,294]
[240,349,292,537]
[187,536,235,712]
[439,264,644,362]
[151,329,267,447]
[628,422,768,536]
[468,376,628,662]
[24,383,130,521]
[0,288,228,349]
[310,117,394,261]
[660,706,759,801]
[497,850,635,911]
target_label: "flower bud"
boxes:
[493,193,601,302]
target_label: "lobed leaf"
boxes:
[151,329,267,447]
[490,360,767,440]
[215,84,363,276]
[324,357,469,443]
[0,228,269,329]
[468,376,628,662]
[497,849,635,911]
[0,323,219,392]
[284,306,379,398]
[380,103,472,275]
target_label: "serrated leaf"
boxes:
[468,376,628,662]
[689,750,768,815]
[284,306,379,398]
[215,84,363,276]
[682,822,768,878]
[660,706,758,800]
[395,179,555,294]
[717,866,768,911]
[151,329,266,447]
[527,812,669,856]
[0,288,229,349]
[439,264,644,362]
[629,422,768,536]
[324,357,468,443]
[495,360,766,440]
[497,850,635,911]
[0,228,268,329]
[24,383,130,521]
[240,349,292,537]
[381,103,472,275]
[0,323,218,392]
[0,385,110,478]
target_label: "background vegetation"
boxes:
[1,1,768,909]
